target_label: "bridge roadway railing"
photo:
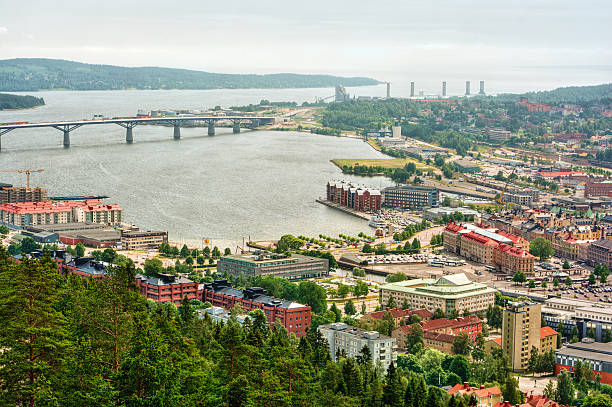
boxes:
[0,115,274,150]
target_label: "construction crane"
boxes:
[0,169,44,189]
[497,167,517,204]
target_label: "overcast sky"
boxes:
[1,0,611,78]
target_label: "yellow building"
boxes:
[502,302,542,372]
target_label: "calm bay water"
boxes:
[0,88,395,247]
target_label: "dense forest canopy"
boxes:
[0,58,380,91]
[496,83,612,103]
[0,92,45,110]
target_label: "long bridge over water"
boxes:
[0,114,275,150]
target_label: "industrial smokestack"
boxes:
[410,82,415,97]
[479,80,485,95]
[465,81,471,96]
[442,81,447,97]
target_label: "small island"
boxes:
[0,93,45,110]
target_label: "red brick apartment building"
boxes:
[587,239,612,269]
[203,280,311,337]
[585,180,612,198]
[515,97,551,112]
[421,315,483,342]
[327,181,382,211]
[136,273,200,305]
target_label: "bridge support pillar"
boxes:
[126,127,133,143]
[233,121,241,134]
[208,121,215,136]
[63,130,70,148]
[173,125,181,140]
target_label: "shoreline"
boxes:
[0,104,45,112]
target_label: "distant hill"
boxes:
[0,58,380,92]
[0,93,45,110]
[496,83,612,104]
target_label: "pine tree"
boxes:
[383,362,404,407]
[0,254,68,407]
[556,369,574,405]
[502,375,522,405]
[341,358,363,397]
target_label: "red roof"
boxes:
[445,222,464,233]
[364,308,409,320]
[525,395,566,407]
[424,331,455,343]
[497,244,535,258]
[410,309,433,319]
[462,231,498,246]
[0,200,121,215]
[422,316,482,332]
[540,326,558,338]
[449,383,502,398]
[536,171,584,178]
[491,337,502,346]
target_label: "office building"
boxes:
[410,82,415,97]
[502,302,542,372]
[217,251,328,280]
[202,280,311,337]
[442,81,447,97]
[136,273,200,305]
[465,81,471,96]
[386,82,391,98]
[0,185,48,204]
[479,80,485,95]
[487,128,512,142]
[121,230,168,250]
[555,339,612,385]
[382,185,439,210]
[502,192,533,206]
[380,273,496,316]
[319,323,396,370]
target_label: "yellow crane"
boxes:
[0,169,44,189]
[497,167,517,204]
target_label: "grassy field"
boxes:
[332,157,434,170]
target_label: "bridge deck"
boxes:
[0,115,273,130]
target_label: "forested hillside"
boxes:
[497,83,612,103]
[0,92,45,110]
[0,58,380,91]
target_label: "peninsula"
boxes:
[0,93,45,110]
[0,58,380,92]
